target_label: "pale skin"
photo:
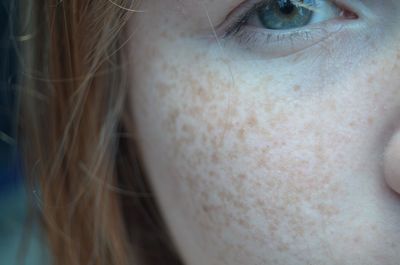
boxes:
[127,0,400,264]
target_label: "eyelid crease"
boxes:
[213,0,272,37]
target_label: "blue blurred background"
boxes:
[0,1,49,264]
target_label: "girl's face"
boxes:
[128,1,400,264]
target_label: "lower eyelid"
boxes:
[223,20,344,59]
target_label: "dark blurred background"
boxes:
[0,0,48,264]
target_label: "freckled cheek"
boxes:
[132,49,376,262]
[150,63,346,223]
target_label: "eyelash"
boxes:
[223,0,272,37]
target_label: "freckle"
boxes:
[261,147,269,154]
[229,105,239,117]
[202,204,210,214]
[156,82,171,98]
[206,71,219,88]
[238,174,246,180]
[222,121,234,131]
[222,215,232,227]
[314,203,340,217]
[266,180,278,189]
[186,176,196,190]
[194,53,201,61]
[326,100,336,111]
[160,30,169,39]
[270,112,288,125]
[211,152,220,163]
[293,85,301,92]
[194,85,211,101]
[238,218,251,229]
[237,128,246,141]
[178,30,190,38]
[292,225,305,237]
[207,123,214,133]
[161,62,168,72]
[255,180,262,187]
[228,152,238,160]
[353,235,361,243]
[264,207,279,220]
[367,75,374,84]
[188,106,201,116]
[257,158,267,167]
[268,223,278,233]
[368,116,374,125]
[219,191,235,203]
[277,244,289,252]
[263,98,276,113]
[232,198,246,210]
[256,198,264,207]
[331,183,341,193]
[246,115,258,127]
[181,123,194,134]
[167,109,180,131]
[349,121,356,128]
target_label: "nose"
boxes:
[383,57,400,194]
[382,35,400,194]
[384,129,400,194]
[383,131,400,193]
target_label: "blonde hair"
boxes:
[18,1,182,264]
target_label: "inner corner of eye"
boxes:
[335,2,359,20]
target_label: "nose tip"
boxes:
[383,130,400,194]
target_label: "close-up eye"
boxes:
[218,0,359,58]
[252,0,343,30]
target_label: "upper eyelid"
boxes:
[215,0,271,36]
[217,0,353,37]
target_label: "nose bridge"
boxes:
[379,40,400,106]
[391,32,400,78]
[391,39,400,83]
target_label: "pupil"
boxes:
[278,0,295,15]
[258,0,313,30]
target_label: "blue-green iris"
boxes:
[258,0,315,30]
